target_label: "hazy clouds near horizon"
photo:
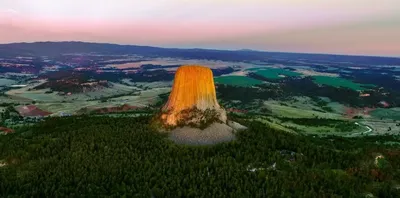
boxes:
[0,0,399,56]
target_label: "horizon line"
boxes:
[1,40,399,59]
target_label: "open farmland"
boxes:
[263,100,343,119]
[13,90,65,102]
[294,69,339,77]
[253,115,363,135]
[326,102,346,114]
[15,105,52,117]
[318,97,346,114]
[0,78,16,87]
[285,96,329,112]
[105,87,170,107]
[254,68,302,79]
[370,108,400,120]
[132,81,173,89]
[78,83,137,99]
[312,76,375,91]
[253,117,296,133]
[36,87,171,115]
[0,96,26,104]
[281,120,364,135]
[6,81,138,102]
[36,101,100,115]
[5,80,66,102]
[358,120,400,136]
[5,78,170,115]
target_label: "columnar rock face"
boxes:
[160,65,227,126]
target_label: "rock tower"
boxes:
[160,65,227,127]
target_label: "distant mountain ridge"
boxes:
[0,41,399,65]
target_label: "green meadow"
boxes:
[312,76,375,91]
[214,76,263,87]
[370,108,400,120]
[0,78,16,86]
[253,68,302,79]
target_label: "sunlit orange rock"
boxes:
[160,65,227,126]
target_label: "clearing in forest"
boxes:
[254,68,301,79]
[312,76,375,91]
[370,108,400,120]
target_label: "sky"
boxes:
[0,0,399,57]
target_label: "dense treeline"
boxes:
[0,105,22,125]
[282,77,400,108]
[216,77,400,108]
[344,69,400,93]
[0,115,399,197]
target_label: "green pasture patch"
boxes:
[264,101,342,119]
[0,78,16,86]
[370,108,400,120]
[253,68,302,79]
[312,76,375,91]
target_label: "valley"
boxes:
[1,43,399,137]
[1,42,400,197]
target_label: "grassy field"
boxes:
[0,78,16,87]
[133,81,173,89]
[264,100,343,119]
[318,97,346,114]
[81,83,136,99]
[370,108,400,120]
[106,87,170,106]
[5,80,64,102]
[253,117,296,134]
[214,76,263,87]
[4,79,170,115]
[360,120,400,136]
[286,96,325,111]
[326,102,346,114]
[0,96,24,104]
[281,121,359,134]
[16,91,65,102]
[37,101,100,114]
[253,115,363,135]
[36,87,170,115]
[254,68,302,79]
[6,82,138,102]
[312,76,375,91]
